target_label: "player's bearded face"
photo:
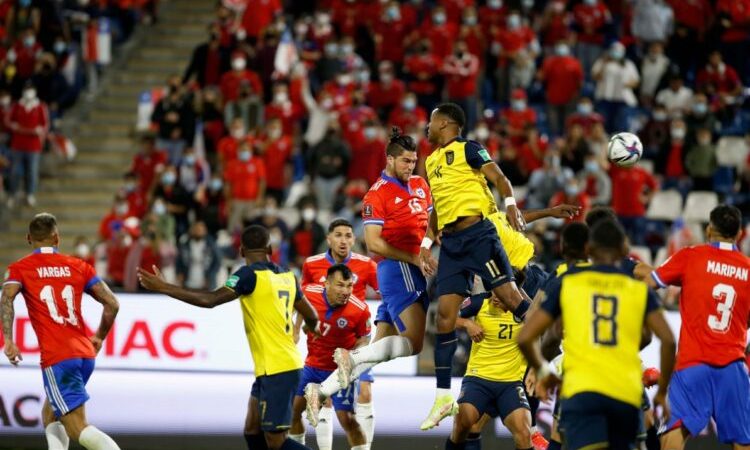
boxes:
[390,152,417,183]
[326,277,353,305]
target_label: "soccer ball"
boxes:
[607,132,643,167]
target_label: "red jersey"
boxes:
[362,173,431,258]
[301,251,378,300]
[303,284,371,371]
[4,248,100,368]
[654,243,750,371]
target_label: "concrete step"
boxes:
[112,71,179,85]
[94,97,139,113]
[61,163,133,178]
[75,123,135,138]
[40,177,123,192]
[74,150,134,164]
[35,190,118,206]
[84,110,136,125]
[126,57,188,73]
[76,136,134,151]
[137,47,194,61]
[98,83,149,99]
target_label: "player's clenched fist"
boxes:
[419,247,437,277]
[4,341,22,365]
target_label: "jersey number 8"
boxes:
[592,295,618,346]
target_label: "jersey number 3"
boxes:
[708,283,736,333]
[40,285,78,326]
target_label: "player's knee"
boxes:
[357,390,372,403]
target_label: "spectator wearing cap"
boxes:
[572,0,611,76]
[631,0,674,45]
[257,118,294,204]
[6,82,48,208]
[639,42,671,106]
[367,61,406,119]
[183,24,229,88]
[403,40,442,111]
[501,88,536,148]
[388,93,427,134]
[566,97,604,136]
[241,0,282,44]
[655,74,693,118]
[131,134,167,194]
[348,121,386,186]
[220,53,263,102]
[442,40,480,131]
[609,162,658,246]
[223,142,266,232]
[592,42,639,132]
[538,41,584,137]
[151,77,196,164]
[307,121,350,211]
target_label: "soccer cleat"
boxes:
[532,430,549,450]
[304,383,322,427]
[333,348,354,389]
[419,395,459,430]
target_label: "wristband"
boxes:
[504,197,516,208]
[421,236,433,249]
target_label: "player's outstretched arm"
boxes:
[88,281,120,353]
[1,283,22,365]
[645,308,676,422]
[137,265,237,308]
[522,204,582,223]
[480,162,526,232]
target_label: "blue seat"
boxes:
[713,166,735,195]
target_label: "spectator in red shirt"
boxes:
[367,61,406,118]
[566,97,605,137]
[501,88,537,147]
[609,164,658,245]
[241,0,282,42]
[696,51,743,107]
[539,1,573,48]
[7,83,48,208]
[99,193,134,241]
[418,6,459,63]
[224,143,266,232]
[572,0,611,75]
[549,178,591,224]
[374,1,409,64]
[217,117,256,169]
[518,125,548,177]
[265,82,303,135]
[220,53,263,102]
[11,28,42,83]
[388,93,427,133]
[403,39,442,111]
[289,198,326,267]
[131,134,167,193]
[348,121,386,186]
[122,172,147,218]
[257,118,294,204]
[458,7,485,65]
[491,12,538,100]
[656,118,690,197]
[539,42,584,136]
[442,41,480,130]
[72,236,96,268]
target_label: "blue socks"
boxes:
[244,434,268,450]
[465,432,482,450]
[445,438,466,450]
[435,331,458,389]
[280,438,311,449]
[548,440,562,450]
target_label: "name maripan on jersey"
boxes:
[707,260,749,281]
[36,267,72,278]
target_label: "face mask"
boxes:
[488,0,502,9]
[548,155,561,169]
[54,41,66,54]
[268,128,282,140]
[386,6,401,20]
[357,70,370,83]
[653,111,668,121]
[124,181,136,192]
[325,43,338,56]
[364,127,377,140]
[698,135,712,146]
[585,160,599,172]
[512,100,526,111]
[565,185,580,196]
[337,74,352,86]
[183,155,195,165]
[115,203,129,216]
[302,208,316,222]
[19,0,31,7]
[584,0,596,5]
[209,178,223,191]
[380,73,393,84]
[238,150,251,161]
[274,91,289,103]
[75,243,90,257]
[464,15,477,26]
[23,89,36,101]
[269,233,282,247]
[670,127,686,140]
[153,202,166,215]
[295,23,309,37]
[433,13,446,25]
[577,103,592,115]
[317,13,331,26]
[610,48,625,60]
[403,98,416,111]
[162,172,176,185]
[264,207,278,217]
[522,0,534,8]
[231,128,245,139]
[476,127,490,141]
[321,98,334,109]
[0,96,10,107]
[23,36,35,48]
[555,44,570,56]
[507,15,521,29]
[232,58,246,71]
[692,103,708,115]
[341,44,354,55]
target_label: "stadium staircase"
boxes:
[0,0,214,272]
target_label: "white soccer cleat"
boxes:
[304,383,322,427]
[420,395,459,430]
[333,348,353,389]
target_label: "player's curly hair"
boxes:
[386,127,416,157]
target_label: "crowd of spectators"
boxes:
[0,0,155,208]
[92,0,750,294]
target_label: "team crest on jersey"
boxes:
[364,204,373,217]
[337,318,348,328]
[446,151,454,165]
[415,188,426,199]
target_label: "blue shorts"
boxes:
[296,366,356,412]
[359,369,374,383]
[559,392,640,450]
[661,361,750,444]
[375,259,428,332]
[42,358,95,418]
[458,376,529,420]
[436,219,514,298]
[251,369,301,431]
[520,264,548,299]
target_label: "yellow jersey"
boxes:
[540,265,660,408]
[487,211,535,269]
[225,261,303,376]
[554,259,593,277]
[461,294,527,382]
[425,138,497,230]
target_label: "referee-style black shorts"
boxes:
[559,392,639,450]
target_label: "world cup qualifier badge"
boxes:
[364,204,373,217]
